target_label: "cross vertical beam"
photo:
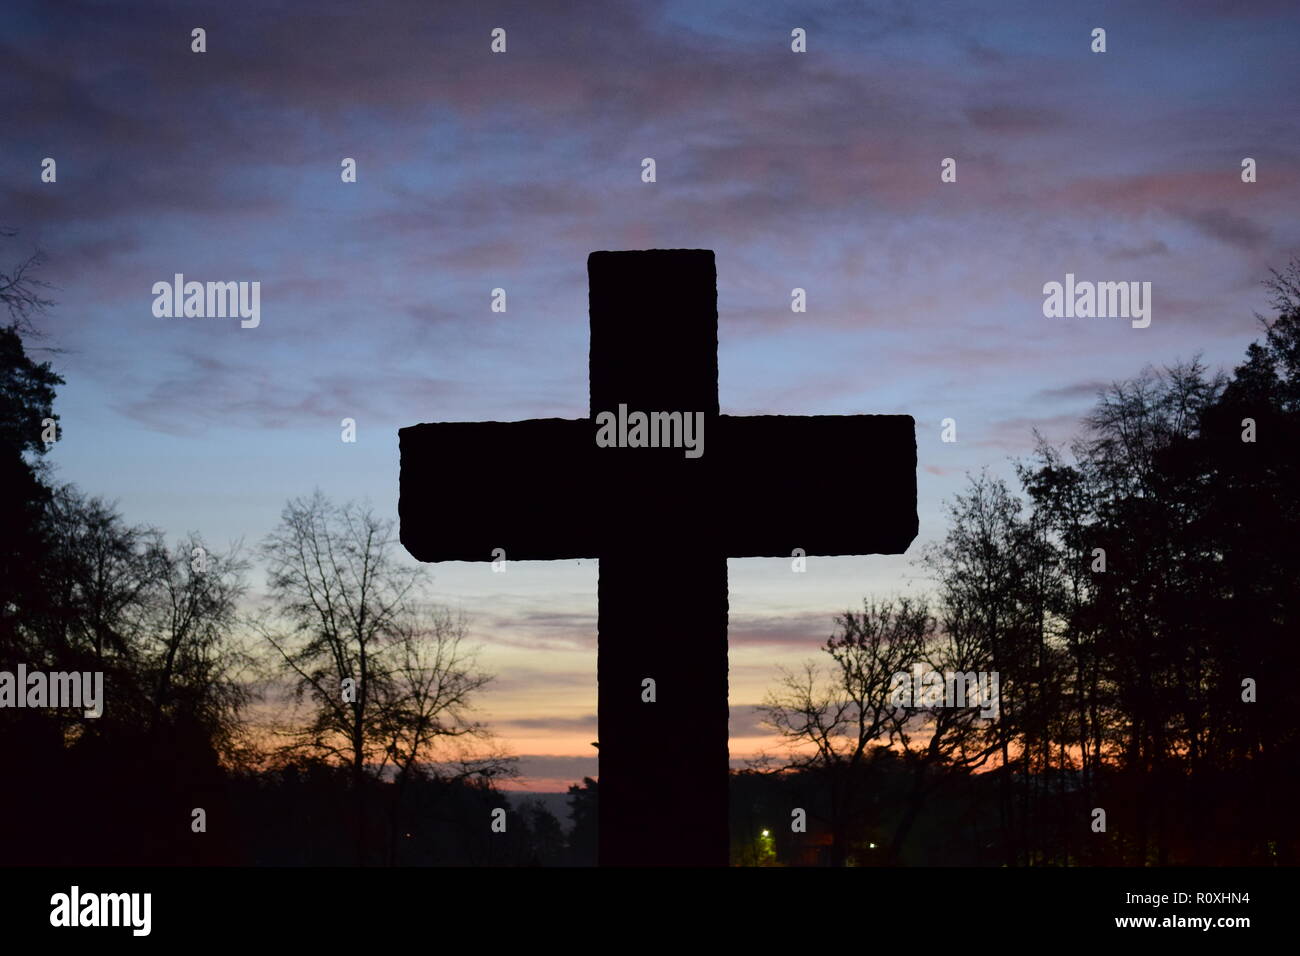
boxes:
[587,251,726,865]
[398,249,918,868]
[598,552,729,866]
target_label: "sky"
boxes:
[4,0,1299,790]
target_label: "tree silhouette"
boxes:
[761,598,935,865]
[257,491,510,863]
[759,261,1300,866]
[0,229,62,664]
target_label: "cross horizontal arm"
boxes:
[399,418,600,562]
[708,413,917,557]
[399,413,916,562]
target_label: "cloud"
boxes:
[511,754,598,787]
[1175,207,1269,250]
[1033,380,1107,403]
[500,714,597,732]
[489,668,594,695]
[973,413,1085,453]
[1104,240,1170,261]
[964,104,1063,132]
[924,463,962,476]
[727,611,837,647]
[9,0,1298,439]
[729,704,774,738]
[477,608,596,652]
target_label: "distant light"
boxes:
[869,842,876,849]
[761,829,771,838]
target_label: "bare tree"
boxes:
[376,606,497,782]
[921,471,1040,864]
[0,228,55,340]
[259,492,418,776]
[21,486,251,758]
[887,605,1004,860]
[374,606,510,862]
[138,534,254,764]
[757,597,932,865]
[257,491,507,863]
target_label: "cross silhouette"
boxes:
[399,250,916,866]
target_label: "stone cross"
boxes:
[400,249,916,865]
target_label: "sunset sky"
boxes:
[5,0,1299,789]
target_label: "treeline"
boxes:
[5,229,1298,866]
[0,233,591,865]
[758,262,1300,866]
